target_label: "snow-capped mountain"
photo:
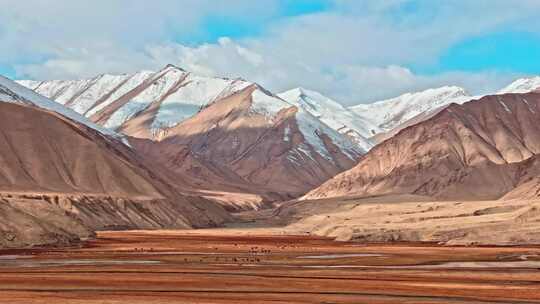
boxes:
[498,76,540,94]
[264,87,365,160]
[134,83,364,204]
[1,75,118,138]
[346,77,540,140]
[306,91,540,201]
[278,88,379,152]
[349,86,472,132]
[19,65,250,136]
[19,65,364,158]
[19,65,365,204]
[0,76,230,248]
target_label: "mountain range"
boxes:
[18,65,369,209]
[306,91,540,200]
[5,65,540,247]
[0,75,230,248]
[17,68,540,202]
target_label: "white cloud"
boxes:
[0,0,280,77]
[141,39,520,105]
[1,0,540,104]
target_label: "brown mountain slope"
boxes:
[0,103,160,196]
[305,92,540,200]
[0,102,229,248]
[501,155,540,200]
[18,67,364,210]
[133,85,360,210]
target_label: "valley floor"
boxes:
[273,195,540,245]
[2,230,540,303]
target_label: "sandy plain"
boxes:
[1,230,540,303]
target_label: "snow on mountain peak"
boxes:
[0,74,119,138]
[280,87,343,109]
[279,87,378,151]
[16,67,369,159]
[163,63,187,72]
[248,86,363,159]
[498,76,540,94]
[249,87,291,116]
[350,85,472,131]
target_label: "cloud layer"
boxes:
[2,0,540,104]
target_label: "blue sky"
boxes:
[180,0,333,45]
[1,0,540,104]
[0,65,14,78]
[439,31,540,74]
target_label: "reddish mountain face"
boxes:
[19,66,364,209]
[133,85,361,210]
[0,101,229,248]
[305,92,540,200]
[500,155,540,200]
[0,102,157,196]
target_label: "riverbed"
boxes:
[1,229,540,303]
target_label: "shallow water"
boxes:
[1,231,540,303]
[0,258,161,268]
[0,255,29,260]
[404,260,540,269]
[298,253,383,259]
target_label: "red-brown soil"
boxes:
[1,230,540,303]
